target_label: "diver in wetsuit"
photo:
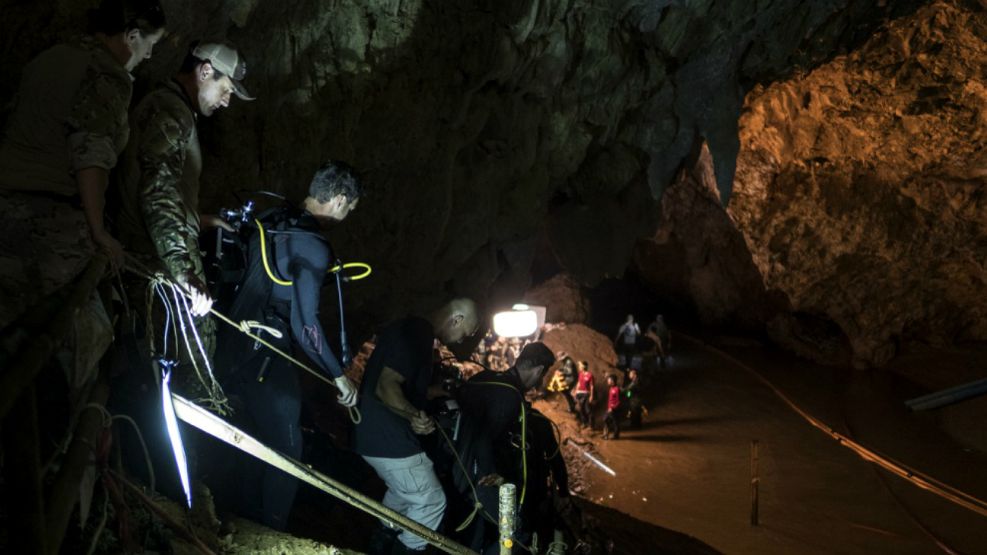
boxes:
[214,161,361,529]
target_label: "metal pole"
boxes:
[750,440,759,527]
[905,378,987,411]
[498,483,517,555]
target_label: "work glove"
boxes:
[334,375,358,407]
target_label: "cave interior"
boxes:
[1,0,987,553]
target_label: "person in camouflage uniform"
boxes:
[116,42,254,400]
[0,0,165,332]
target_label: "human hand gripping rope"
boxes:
[125,254,362,424]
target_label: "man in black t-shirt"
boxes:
[353,298,479,554]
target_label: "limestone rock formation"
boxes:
[632,0,987,366]
[731,0,987,366]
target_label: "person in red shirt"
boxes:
[573,360,595,428]
[603,374,622,439]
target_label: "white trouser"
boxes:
[362,452,447,550]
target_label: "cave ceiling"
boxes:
[6,0,980,368]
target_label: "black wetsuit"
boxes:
[453,368,526,553]
[215,209,345,530]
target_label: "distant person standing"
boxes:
[646,314,671,368]
[602,374,621,440]
[555,352,578,413]
[573,360,595,428]
[547,352,577,413]
[624,368,643,429]
[615,314,640,370]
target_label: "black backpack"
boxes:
[213,207,327,377]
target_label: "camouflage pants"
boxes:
[0,190,112,392]
[0,191,94,329]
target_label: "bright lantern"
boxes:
[493,309,538,337]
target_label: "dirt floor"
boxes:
[536,325,987,555]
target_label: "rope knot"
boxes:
[237,320,284,339]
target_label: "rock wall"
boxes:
[731,0,987,366]
[632,0,987,367]
[3,0,957,363]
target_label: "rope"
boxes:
[170,282,228,413]
[236,320,283,339]
[681,334,987,521]
[433,421,499,532]
[124,258,361,425]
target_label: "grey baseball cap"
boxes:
[191,42,255,101]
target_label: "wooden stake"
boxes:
[750,440,760,526]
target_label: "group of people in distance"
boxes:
[547,313,671,440]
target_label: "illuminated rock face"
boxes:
[7,0,976,366]
[635,0,987,367]
[730,0,987,366]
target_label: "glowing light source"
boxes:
[161,370,192,508]
[493,309,538,337]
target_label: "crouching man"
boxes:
[353,298,479,554]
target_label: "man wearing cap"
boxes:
[116,41,253,400]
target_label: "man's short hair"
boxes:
[518,342,555,371]
[309,161,362,203]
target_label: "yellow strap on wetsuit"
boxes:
[255,219,372,285]
[330,262,372,281]
[256,219,292,286]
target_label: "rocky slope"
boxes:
[635,0,987,367]
[732,0,987,366]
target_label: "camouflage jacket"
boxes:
[0,36,132,195]
[116,79,204,282]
